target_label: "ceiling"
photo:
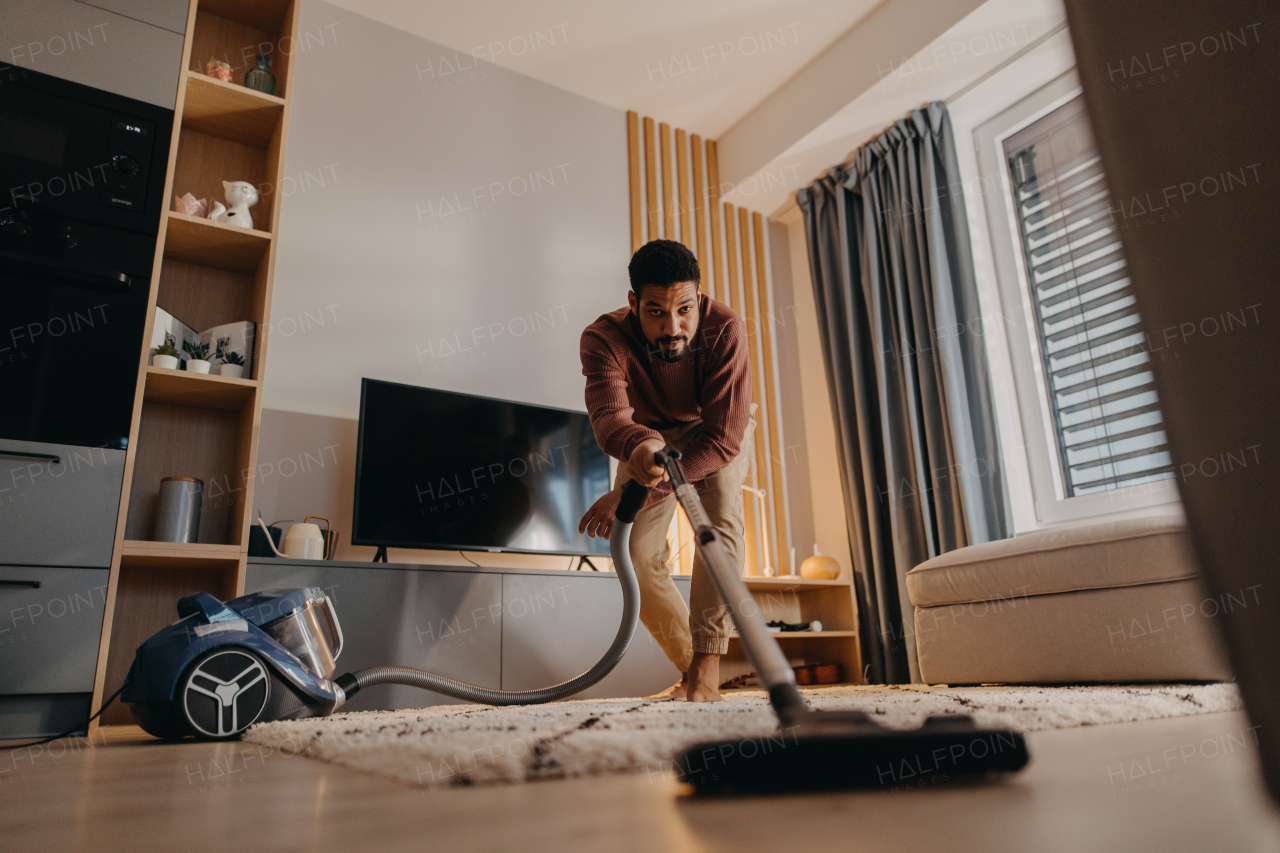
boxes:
[319,0,886,138]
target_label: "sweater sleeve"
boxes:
[671,314,752,484]
[581,327,663,463]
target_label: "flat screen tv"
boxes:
[353,379,612,556]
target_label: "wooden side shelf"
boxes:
[181,72,284,147]
[164,212,271,273]
[120,540,243,571]
[93,0,301,730]
[144,366,257,411]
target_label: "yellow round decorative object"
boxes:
[800,555,840,580]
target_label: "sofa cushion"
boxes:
[906,515,1195,608]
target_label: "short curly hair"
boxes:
[628,239,700,297]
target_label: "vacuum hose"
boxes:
[334,480,650,706]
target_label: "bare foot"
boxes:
[644,676,686,700]
[685,652,724,702]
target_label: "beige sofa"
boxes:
[906,516,1234,684]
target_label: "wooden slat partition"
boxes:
[622,114,796,581]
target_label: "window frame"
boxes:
[974,70,1180,526]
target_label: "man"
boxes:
[578,239,754,702]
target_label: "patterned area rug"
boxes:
[242,683,1241,790]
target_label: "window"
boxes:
[1000,96,1174,497]
[964,64,1182,527]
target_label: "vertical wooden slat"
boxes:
[627,111,642,252]
[643,117,659,241]
[722,204,757,575]
[675,128,691,250]
[740,206,771,574]
[691,134,708,284]
[707,141,724,303]
[659,122,674,240]
[754,211,791,576]
[722,203,738,313]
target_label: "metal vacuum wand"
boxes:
[656,447,810,727]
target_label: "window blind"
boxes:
[1003,96,1174,497]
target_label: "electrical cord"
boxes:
[0,680,129,750]
[458,550,481,567]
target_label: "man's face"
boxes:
[628,281,700,362]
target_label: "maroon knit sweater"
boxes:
[580,295,751,498]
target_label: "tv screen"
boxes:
[353,379,612,555]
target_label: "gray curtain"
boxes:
[796,101,1007,684]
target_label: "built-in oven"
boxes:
[0,66,173,568]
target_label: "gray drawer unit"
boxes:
[245,558,694,710]
[0,566,109,695]
[0,440,126,569]
[245,563,503,712]
[501,573,690,700]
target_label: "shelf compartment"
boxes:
[171,126,273,236]
[120,540,242,571]
[123,400,253,547]
[144,366,257,411]
[181,72,284,148]
[101,558,241,724]
[190,2,293,100]
[163,212,271,274]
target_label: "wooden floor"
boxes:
[3,710,1278,852]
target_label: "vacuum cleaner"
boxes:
[122,447,1028,792]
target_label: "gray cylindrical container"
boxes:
[155,476,203,543]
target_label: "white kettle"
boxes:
[258,515,332,560]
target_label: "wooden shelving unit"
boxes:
[90,0,299,729]
[717,574,863,688]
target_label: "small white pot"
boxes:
[218,363,244,378]
[152,354,179,370]
[187,359,211,374]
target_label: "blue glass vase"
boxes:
[244,54,276,96]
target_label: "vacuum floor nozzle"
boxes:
[674,714,1029,794]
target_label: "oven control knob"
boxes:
[1,216,28,237]
[112,154,141,177]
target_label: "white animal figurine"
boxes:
[208,180,259,229]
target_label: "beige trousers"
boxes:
[614,405,756,673]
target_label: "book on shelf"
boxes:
[151,307,255,370]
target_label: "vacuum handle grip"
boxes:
[615,479,651,523]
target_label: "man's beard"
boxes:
[651,335,689,363]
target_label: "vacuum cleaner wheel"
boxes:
[180,647,271,739]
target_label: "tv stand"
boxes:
[372,546,388,563]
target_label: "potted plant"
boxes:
[184,341,212,374]
[152,343,181,370]
[218,350,246,378]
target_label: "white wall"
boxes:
[264,0,631,420]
